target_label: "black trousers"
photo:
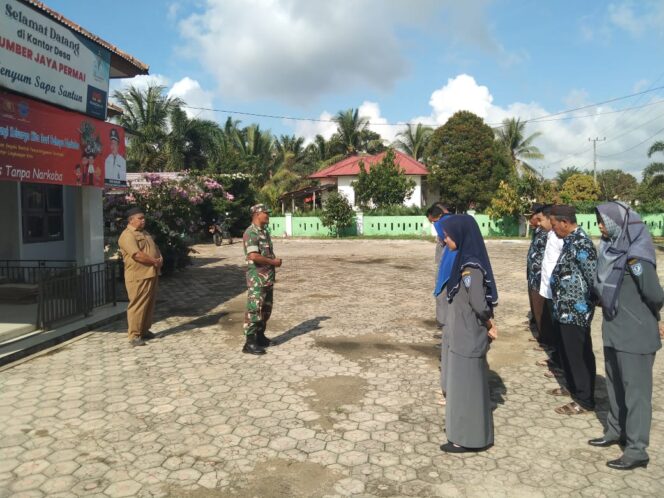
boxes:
[538,299,561,367]
[558,323,596,410]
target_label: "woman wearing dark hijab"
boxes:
[439,214,498,453]
[591,202,664,470]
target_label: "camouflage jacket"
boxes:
[243,224,275,287]
[526,227,548,290]
[550,227,598,328]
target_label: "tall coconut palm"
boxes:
[645,141,664,187]
[165,107,224,171]
[112,84,183,171]
[332,108,370,156]
[393,123,433,161]
[495,117,544,177]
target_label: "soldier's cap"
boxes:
[250,204,271,215]
[109,128,120,142]
[550,204,576,218]
[126,207,144,219]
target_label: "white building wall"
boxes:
[337,176,356,207]
[404,176,423,207]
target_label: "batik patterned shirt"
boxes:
[526,227,548,290]
[243,224,275,288]
[550,227,598,327]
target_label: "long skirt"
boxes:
[445,351,494,449]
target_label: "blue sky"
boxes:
[47,0,664,178]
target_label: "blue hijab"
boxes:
[433,215,456,296]
[441,214,498,307]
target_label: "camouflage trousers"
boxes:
[243,285,273,336]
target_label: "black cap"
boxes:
[527,203,545,215]
[126,207,144,218]
[110,129,120,142]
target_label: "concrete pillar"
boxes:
[76,188,104,265]
[355,211,364,236]
[285,212,293,237]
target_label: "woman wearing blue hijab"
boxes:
[439,214,498,453]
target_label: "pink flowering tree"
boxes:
[104,173,234,272]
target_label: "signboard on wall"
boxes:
[0,90,125,187]
[0,0,111,119]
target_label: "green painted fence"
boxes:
[269,218,286,237]
[291,217,334,237]
[268,213,664,238]
[363,216,430,236]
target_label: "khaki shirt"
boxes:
[118,225,160,282]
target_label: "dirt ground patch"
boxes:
[167,459,340,498]
[301,375,369,429]
[315,333,440,368]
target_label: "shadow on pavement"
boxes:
[271,316,331,346]
[489,369,507,409]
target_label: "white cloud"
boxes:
[167,77,215,120]
[583,2,664,41]
[293,74,661,180]
[109,74,170,98]
[293,111,337,144]
[177,0,521,104]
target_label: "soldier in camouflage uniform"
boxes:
[242,204,282,355]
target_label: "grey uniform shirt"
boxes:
[447,267,493,358]
[602,259,664,354]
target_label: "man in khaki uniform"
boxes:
[118,207,163,347]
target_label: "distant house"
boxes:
[308,150,431,208]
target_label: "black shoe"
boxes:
[588,437,623,448]
[440,442,490,453]
[242,335,266,355]
[142,331,157,340]
[256,330,271,348]
[606,457,648,470]
[130,338,147,347]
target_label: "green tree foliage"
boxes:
[112,84,183,171]
[393,123,433,161]
[424,111,510,211]
[596,169,638,202]
[637,142,664,210]
[486,180,523,219]
[555,166,581,187]
[320,192,355,237]
[352,149,416,208]
[560,174,600,204]
[495,117,543,177]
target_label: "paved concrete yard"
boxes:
[1,239,663,497]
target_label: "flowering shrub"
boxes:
[104,173,233,274]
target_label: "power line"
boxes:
[181,84,664,128]
[597,125,664,158]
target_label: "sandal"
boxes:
[555,401,591,415]
[544,369,562,378]
[536,359,551,367]
[548,387,570,396]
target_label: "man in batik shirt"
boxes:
[550,204,598,415]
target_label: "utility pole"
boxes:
[588,137,606,182]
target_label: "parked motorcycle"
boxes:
[209,216,233,246]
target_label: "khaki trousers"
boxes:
[125,276,158,339]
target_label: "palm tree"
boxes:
[165,107,224,171]
[495,117,544,177]
[555,166,581,187]
[112,84,183,171]
[332,108,370,156]
[393,123,433,161]
[644,141,664,187]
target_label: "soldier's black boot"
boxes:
[242,334,266,355]
[257,327,271,348]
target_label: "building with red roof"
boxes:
[308,150,430,208]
